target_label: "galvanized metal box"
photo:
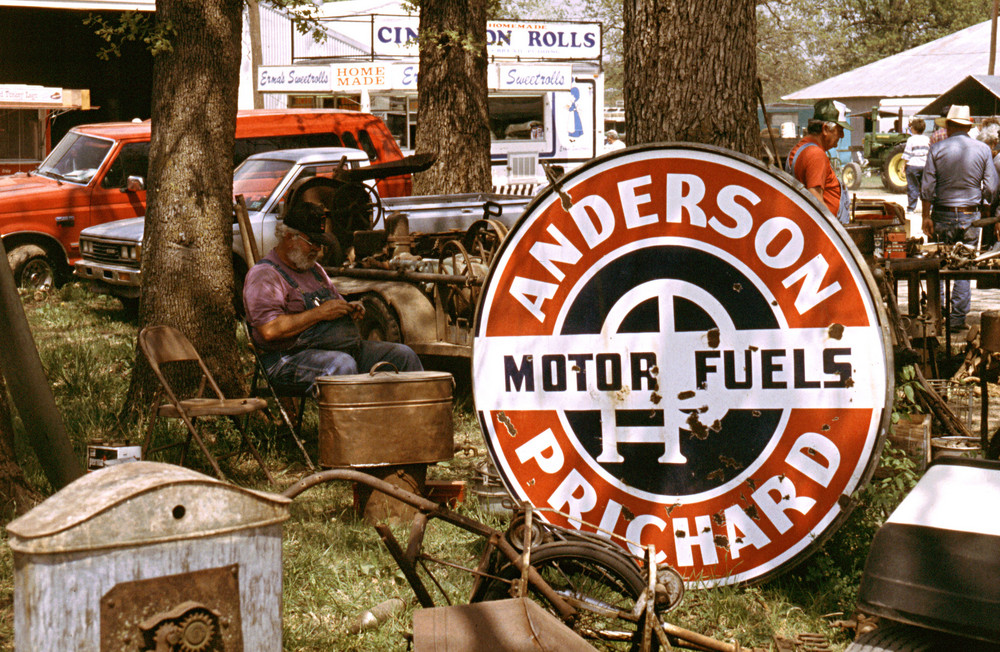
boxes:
[316,369,454,467]
[6,461,290,651]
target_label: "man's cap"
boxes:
[935,104,973,127]
[813,99,850,130]
[283,201,336,246]
[607,129,618,139]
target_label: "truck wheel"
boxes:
[7,244,57,291]
[842,161,863,191]
[358,293,401,343]
[880,143,907,193]
[846,621,963,651]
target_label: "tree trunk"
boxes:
[123,0,245,413]
[0,375,42,521]
[413,0,492,195]
[624,0,763,158]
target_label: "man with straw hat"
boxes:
[920,104,999,331]
[787,99,851,224]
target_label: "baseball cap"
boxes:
[283,201,336,246]
[813,99,851,130]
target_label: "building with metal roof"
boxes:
[783,19,995,118]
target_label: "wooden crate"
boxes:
[889,413,931,469]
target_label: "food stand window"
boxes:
[489,95,545,141]
[0,110,43,164]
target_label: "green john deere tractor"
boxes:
[839,107,909,193]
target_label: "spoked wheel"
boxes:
[462,218,509,267]
[471,541,657,650]
[437,239,482,319]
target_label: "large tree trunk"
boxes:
[624,0,763,158]
[0,376,42,521]
[413,0,492,195]
[123,0,245,412]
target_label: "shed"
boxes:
[917,74,1000,117]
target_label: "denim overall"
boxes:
[256,260,361,383]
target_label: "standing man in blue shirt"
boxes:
[921,105,999,331]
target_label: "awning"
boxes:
[0,0,154,11]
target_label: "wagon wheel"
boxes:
[437,240,481,319]
[462,219,509,267]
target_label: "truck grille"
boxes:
[83,241,139,267]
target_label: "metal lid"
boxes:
[6,462,290,555]
[316,369,454,386]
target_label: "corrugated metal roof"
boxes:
[0,0,154,9]
[784,19,995,101]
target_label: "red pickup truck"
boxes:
[0,109,410,290]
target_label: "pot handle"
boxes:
[369,361,399,376]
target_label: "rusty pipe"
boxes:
[325,266,481,286]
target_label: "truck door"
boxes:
[87,141,149,241]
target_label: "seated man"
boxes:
[243,201,422,395]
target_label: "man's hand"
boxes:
[348,300,365,322]
[314,298,356,321]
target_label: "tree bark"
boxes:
[123,0,245,412]
[413,0,492,195]
[0,375,42,521]
[624,0,763,158]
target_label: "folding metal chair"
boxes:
[243,321,316,471]
[139,324,275,484]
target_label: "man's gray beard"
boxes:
[287,247,321,271]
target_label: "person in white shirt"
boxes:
[902,118,930,213]
[605,130,626,152]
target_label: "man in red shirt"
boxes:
[787,99,851,224]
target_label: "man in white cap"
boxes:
[921,104,999,331]
[787,99,851,224]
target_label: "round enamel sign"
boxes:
[472,144,892,586]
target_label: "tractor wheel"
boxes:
[880,143,907,193]
[842,162,863,191]
[357,293,402,343]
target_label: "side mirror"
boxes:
[125,175,145,193]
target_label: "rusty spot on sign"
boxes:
[677,390,695,401]
[707,469,725,481]
[714,535,729,549]
[719,455,741,470]
[732,282,743,293]
[497,412,517,437]
[745,504,760,520]
[746,477,757,490]
[706,328,720,348]
[650,392,662,405]
[712,511,725,526]
[622,505,635,522]
[828,323,845,339]
[687,413,709,440]
[675,529,686,538]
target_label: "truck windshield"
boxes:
[232,158,296,211]
[37,132,114,185]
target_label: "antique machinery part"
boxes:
[139,601,221,652]
[654,565,685,612]
[436,240,481,319]
[386,210,413,258]
[462,218,509,267]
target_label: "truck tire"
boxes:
[880,143,908,193]
[845,621,973,651]
[358,293,401,343]
[842,161,863,191]
[7,244,57,291]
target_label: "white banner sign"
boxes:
[367,17,600,60]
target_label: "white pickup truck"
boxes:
[74,146,532,357]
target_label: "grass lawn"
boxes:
[0,283,915,651]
